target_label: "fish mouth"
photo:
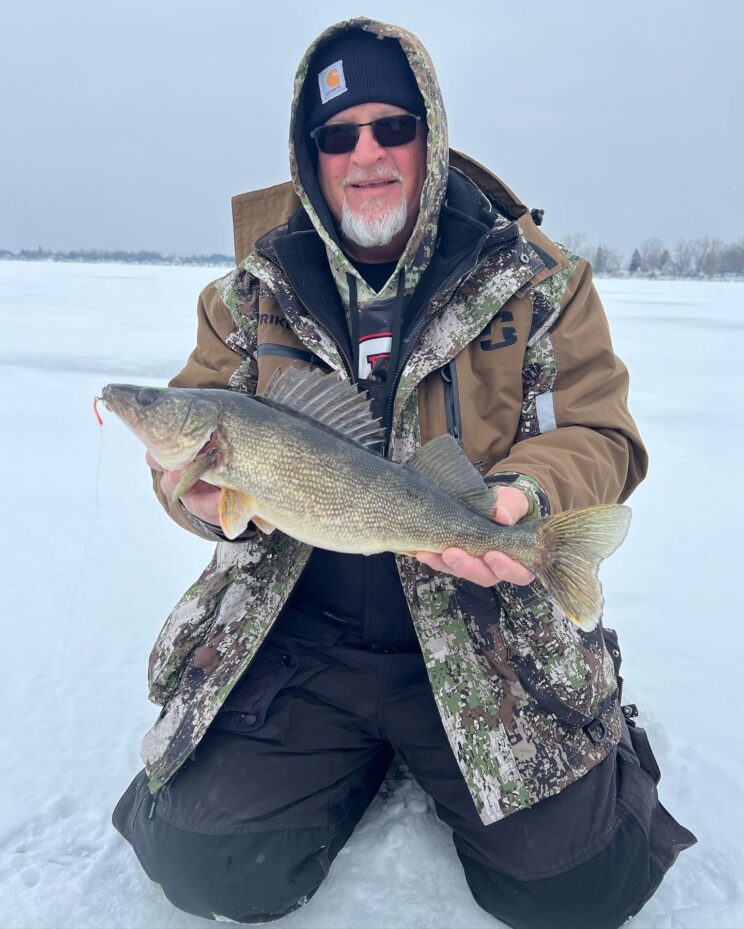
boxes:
[100,383,123,412]
[100,384,157,416]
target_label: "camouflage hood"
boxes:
[289,17,449,309]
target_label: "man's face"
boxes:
[316,102,426,262]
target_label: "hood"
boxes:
[289,17,449,309]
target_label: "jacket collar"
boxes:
[449,149,569,282]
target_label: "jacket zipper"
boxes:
[440,359,462,441]
[383,231,511,447]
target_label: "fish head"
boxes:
[101,384,220,470]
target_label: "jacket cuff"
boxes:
[175,501,257,543]
[174,502,226,540]
[485,472,551,519]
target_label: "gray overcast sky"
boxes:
[2,0,742,258]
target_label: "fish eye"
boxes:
[137,388,159,406]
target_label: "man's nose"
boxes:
[350,125,386,164]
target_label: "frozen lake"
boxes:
[1,261,742,928]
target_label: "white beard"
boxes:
[340,195,408,248]
[339,167,408,248]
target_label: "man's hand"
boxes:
[416,485,535,587]
[147,451,222,527]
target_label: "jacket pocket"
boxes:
[255,343,316,364]
[211,643,299,735]
[493,579,618,726]
[510,641,618,732]
[148,565,235,704]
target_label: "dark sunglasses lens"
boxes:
[315,124,358,154]
[373,116,418,146]
[314,116,419,153]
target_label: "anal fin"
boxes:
[219,488,256,540]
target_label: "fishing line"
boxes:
[61,398,106,665]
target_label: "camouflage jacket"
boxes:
[140,18,647,825]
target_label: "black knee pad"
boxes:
[113,772,329,923]
[460,811,660,929]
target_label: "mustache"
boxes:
[342,165,403,188]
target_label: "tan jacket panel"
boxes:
[232,182,300,265]
[487,261,647,511]
[152,283,255,540]
[170,284,247,390]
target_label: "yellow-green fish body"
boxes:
[102,367,630,630]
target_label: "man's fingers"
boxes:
[441,549,501,586]
[483,551,535,585]
[416,548,535,587]
[181,489,222,525]
[417,549,500,586]
[158,469,182,498]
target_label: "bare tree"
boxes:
[689,237,714,275]
[719,240,744,274]
[685,237,723,276]
[639,238,667,272]
[592,244,623,274]
[560,233,589,259]
[674,239,695,275]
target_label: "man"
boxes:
[113,18,695,928]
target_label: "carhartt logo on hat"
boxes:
[318,60,348,104]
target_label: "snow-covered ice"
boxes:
[1,262,742,928]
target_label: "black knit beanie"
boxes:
[305,29,425,131]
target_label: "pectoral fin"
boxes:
[170,450,218,504]
[219,488,256,540]
[252,516,276,535]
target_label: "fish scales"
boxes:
[210,393,532,557]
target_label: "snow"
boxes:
[1,262,742,928]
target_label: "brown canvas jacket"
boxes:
[145,153,647,824]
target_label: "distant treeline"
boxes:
[0,247,233,266]
[562,235,744,278]
[3,238,744,277]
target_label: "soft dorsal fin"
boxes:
[262,367,384,448]
[406,434,494,518]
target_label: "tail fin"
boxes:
[532,505,631,631]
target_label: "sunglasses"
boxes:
[310,114,423,155]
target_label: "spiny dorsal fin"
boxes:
[263,367,384,448]
[406,434,494,518]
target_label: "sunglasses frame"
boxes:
[310,114,424,155]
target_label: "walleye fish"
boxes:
[101,366,630,630]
